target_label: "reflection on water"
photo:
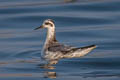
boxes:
[0,70,120,79]
[0,58,120,79]
[39,65,55,70]
[44,72,57,79]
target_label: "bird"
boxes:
[34,19,96,67]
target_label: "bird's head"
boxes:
[34,19,55,30]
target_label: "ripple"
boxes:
[0,0,77,8]
[0,0,120,80]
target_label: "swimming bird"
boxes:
[34,19,96,66]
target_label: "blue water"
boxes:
[0,0,120,80]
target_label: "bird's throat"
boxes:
[44,27,57,49]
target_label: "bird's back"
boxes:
[46,43,96,59]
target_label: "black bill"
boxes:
[34,25,44,30]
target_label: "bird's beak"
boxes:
[34,25,44,30]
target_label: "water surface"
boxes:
[0,0,120,80]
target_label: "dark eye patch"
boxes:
[45,22,53,27]
[45,22,50,25]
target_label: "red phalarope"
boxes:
[34,19,96,67]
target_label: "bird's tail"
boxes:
[80,45,97,50]
[63,45,97,58]
[75,44,97,57]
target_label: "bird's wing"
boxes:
[48,43,78,54]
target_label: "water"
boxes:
[0,0,120,79]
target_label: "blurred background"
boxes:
[0,0,120,80]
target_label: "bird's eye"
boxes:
[45,22,49,25]
[45,22,53,27]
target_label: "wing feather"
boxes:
[47,43,79,54]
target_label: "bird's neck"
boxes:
[44,27,57,49]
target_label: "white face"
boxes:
[42,19,55,28]
[34,19,55,30]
